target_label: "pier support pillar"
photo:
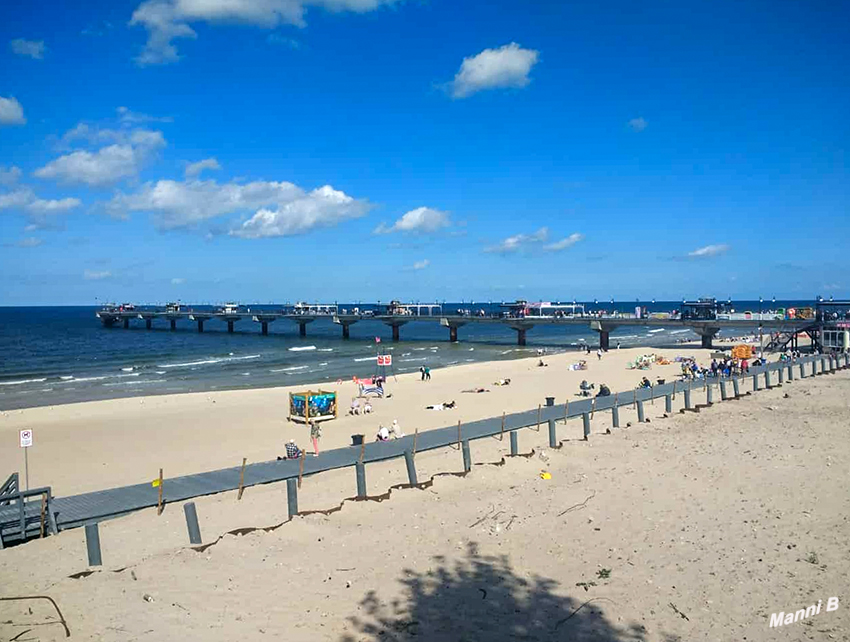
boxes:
[449,325,458,342]
[517,328,527,346]
[599,330,610,351]
[299,322,307,337]
[342,324,350,339]
[720,381,728,400]
[197,320,204,333]
[732,378,741,398]
[227,320,234,334]
[145,318,152,330]
[636,400,646,423]
[582,412,591,439]
[392,325,400,342]
[701,334,712,349]
[590,321,618,351]
[123,318,130,329]
[170,319,177,331]
[694,325,720,350]
[261,322,269,336]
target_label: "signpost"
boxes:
[19,429,33,491]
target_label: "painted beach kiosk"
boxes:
[288,390,338,423]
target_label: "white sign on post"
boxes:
[20,429,33,448]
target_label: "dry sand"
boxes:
[1,355,849,641]
[2,346,714,495]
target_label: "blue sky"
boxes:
[1,0,848,306]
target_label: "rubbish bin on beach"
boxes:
[351,434,365,446]
[545,396,555,407]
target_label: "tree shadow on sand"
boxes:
[341,542,648,642]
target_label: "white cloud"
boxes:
[449,43,540,99]
[543,232,584,252]
[0,186,82,228]
[130,0,400,65]
[0,96,26,126]
[485,227,549,254]
[0,166,22,186]
[374,207,450,234]
[117,106,173,125]
[10,38,46,59]
[171,277,185,284]
[628,117,647,132]
[3,237,43,248]
[411,259,430,270]
[35,129,165,186]
[231,185,371,238]
[688,244,730,258]
[84,270,112,280]
[106,177,370,237]
[185,157,221,177]
[0,189,34,210]
[27,197,82,214]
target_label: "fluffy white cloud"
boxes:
[0,96,26,126]
[35,129,165,186]
[485,227,548,254]
[232,185,371,238]
[374,207,450,234]
[106,177,370,237]
[543,232,584,252]
[688,244,730,258]
[117,106,173,125]
[628,117,647,132]
[0,186,82,228]
[411,259,429,270]
[0,189,33,210]
[12,237,43,248]
[185,157,221,177]
[10,38,46,59]
[130,0,400,65]
[84,270,112,280]
[27,197,82,214]
[450,43,540,99]
[0,166,22,186]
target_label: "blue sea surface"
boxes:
[0,301,806,409]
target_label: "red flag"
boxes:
[375,336,381,343]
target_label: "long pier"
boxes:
[96,305,818,349]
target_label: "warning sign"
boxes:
[377,355,392,366]
[19,429,33,448]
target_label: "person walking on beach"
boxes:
[596,348,603,360]
[420,366,426,381]
[310,421,322,456]
[424,366,431,381]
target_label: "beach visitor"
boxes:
[376,425,390,441]
[420,366,426,381]
[390,419,405,439]
[617,342,621,350]
[284,439,302,460]
[597,348,603,360]
[363,401,373,414]
[425,366,431,381]
[597,383,611,397]
[310,421,322,456]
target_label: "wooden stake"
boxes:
[413,428,419,455]
[500,412,505,441]
[298,451,306,489]
[156,468,164,516]
[237,457,247,501]
[39,493,46,538]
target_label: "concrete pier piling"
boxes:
[732,378,741,398]
[197,320,204,333]
[85,523,102,566]
[582,412,591,439]
[720,380,728,400]
[145,318,152,330]
[123,318,129,329]
[612,404,620,428]
[706,384,713,405]
[286,478,298,518]
[461,439,472,472]
[684,389,692,410]
[227,321,234,333]
[665,394,672,413]
[183,502,202,545]
[636,400,646,423]
[778,367,784,384]
[548,418,557,447]
[404,450,417,485]
[800,362,806,378]
[752,374,759,392]
[170,319,177,331]
[355,461,367,497]
[765,370,772,388]
[509,430,518,456]
[261,322,269,335]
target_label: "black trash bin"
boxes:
[351,434,364,447]
[545,396,555,407]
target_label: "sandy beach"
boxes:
[1,353,848,641]
[2,345,717,496]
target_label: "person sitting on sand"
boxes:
[390,419,405,439]
[282,439,302,460]
[494,378,511,386]
[426,400,456,410]
[537,359,548,367]
[596,384,611,397]
[363,401,373,414]
[349,398,361,415]
[462,387,490,393]
[376,425,390,442]
[579,380,594,397]
[640,377,652,389]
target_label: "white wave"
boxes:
[401,357,427,362]
[59,376,74,381]
[430,346,439,350]
[670,329,691,335]
[468,348,474,351]
[155,371,166,375]
[319,362,328,366]
[270,366,310,373]
[318,348,334,352]
[0,378,47,386]
[402,352,411,356]
[648,329,665,334]
[158,354,260,368]
[289,346,316,352]
[121,367,135,372]
[499,350,511,355]
[353,357,376,362]
[63,373,140,383]
[414,347,427,351]
[103,379,167,387]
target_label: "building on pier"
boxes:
[816,300,850,351]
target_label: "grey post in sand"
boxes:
[752,373,759,392]
[706,383,713,405]
[720,380,728,400]
[612,404,620,428]
[732,377,741,398]
[800,361,806,378]
[286,478,298,518]
[355,461,367,497]
[183,502,202,545]
[582,412,591,439]
[664,394,672,413]
[765,370,772,388]
[778,366,784,384]
[683,389,692,410]
[510,430,518,456]
[787,363,794,381]
[461,439,472,472]
[548,418,557,447]
[636,400,646,423]
[404,450,417,485]
[85,522,102,566]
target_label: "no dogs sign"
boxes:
[19,429,33,448]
